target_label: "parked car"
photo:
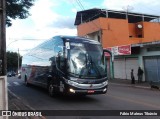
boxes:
[7,72,12,77]
[11,72,16,77]
[7,71,16,77]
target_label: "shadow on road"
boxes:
[23,83,100,103]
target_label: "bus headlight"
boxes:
[103,88,107,92]
[69,88,75,93]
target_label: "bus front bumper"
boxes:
[65,79,108,95]
[68,86,108,95]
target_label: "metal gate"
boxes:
[114,58,138,80]
[144,56,160,82]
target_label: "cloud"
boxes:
[6,0,77,55]
[30,0,59,29]
[51,16,76,29]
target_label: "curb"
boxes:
[8,89,46,119]
[109,82,151,89]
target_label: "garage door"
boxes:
[144,56,160,82]
[114,59,125,79]
[114,58,138,80]
[125,58,138,80]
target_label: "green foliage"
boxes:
[7,51,22,71]
[6,0,35,27]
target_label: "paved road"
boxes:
[7,77,160,119]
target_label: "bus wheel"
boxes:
[48,80,55,97]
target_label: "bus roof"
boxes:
[55,35,101,45]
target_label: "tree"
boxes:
[7,51,22,72]
[6,0,35,27]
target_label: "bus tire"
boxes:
[48,80,56,97]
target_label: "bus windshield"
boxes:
[68,42,107,78]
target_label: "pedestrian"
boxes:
[138,67,143,83]
[131,69,135,84]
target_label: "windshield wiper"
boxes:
[79,55,102,78]
[88,55,102,78]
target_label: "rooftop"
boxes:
[74,8,160,25]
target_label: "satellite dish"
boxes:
[137,24,143,29]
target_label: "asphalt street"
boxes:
[7,77,160,119]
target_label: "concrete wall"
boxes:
[0,76,8,115]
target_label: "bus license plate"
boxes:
[88,90,94,93]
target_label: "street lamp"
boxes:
[6,39,18,48]
[18,48,19,74]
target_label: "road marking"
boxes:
[107,94,160,109]
[13,82,20,86]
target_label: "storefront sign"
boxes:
[104,45,131,56]
[118,45,131,55]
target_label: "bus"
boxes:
[21,36,109,96]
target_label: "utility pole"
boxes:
[0,0,6,76]
[122,5,134,19]
[18,48,19,73]
[0,0,8,115]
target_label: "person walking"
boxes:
[131,69,135,84]
[138,67,143,83]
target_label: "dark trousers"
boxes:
[131,77,135,84]
[138,75,143,83]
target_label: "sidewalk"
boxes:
[8,90,45,119]
[109,78,153,89]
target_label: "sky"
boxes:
[6,0,160,55]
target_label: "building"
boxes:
[74,8,160,82]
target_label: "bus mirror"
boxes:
[103,49,114,62]
[55,54,66,75]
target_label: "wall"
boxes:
[128,23,137,38]
[86,31,101,42]
[77,19,101,36]
[0,76,8,113]
[100,18,130,48]
[142,22,160,41]
[77,18,160,48]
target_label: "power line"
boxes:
[74,0,101,30]
[7,38,47,41]
[76,0,85,10]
